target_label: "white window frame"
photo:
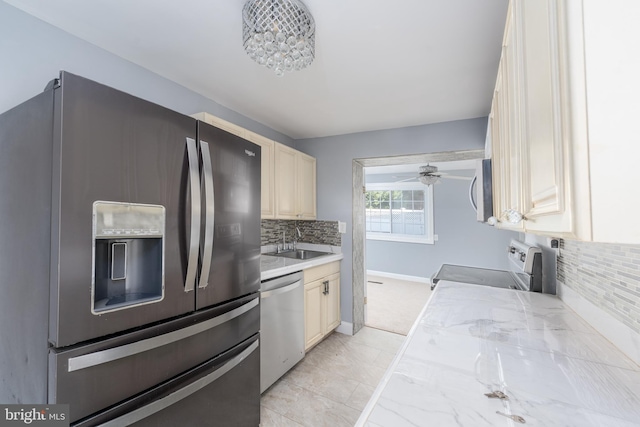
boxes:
[365,182,435,245]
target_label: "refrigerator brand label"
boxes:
[0,405,69,426]
[245,149,256,157]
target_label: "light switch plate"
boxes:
[338,221,347,234]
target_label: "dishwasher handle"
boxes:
[261,279,302,299]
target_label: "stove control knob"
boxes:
[519,252,526,262]
[508,246,516,254]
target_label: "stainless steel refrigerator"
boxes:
[0,72,261,426]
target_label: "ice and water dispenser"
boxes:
[92,201,165,314]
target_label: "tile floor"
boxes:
[260,327,406,427]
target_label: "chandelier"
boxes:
[242,0,316,76]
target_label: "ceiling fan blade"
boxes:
[440,175,473,181]
[394,176,419,183]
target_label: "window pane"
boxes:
[366,186,432,241]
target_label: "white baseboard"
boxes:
[335,321,353,336]
[366,270,430,284]
[558,281,640,367]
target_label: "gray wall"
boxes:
[297,118,496,324]
[0,2,295,146]
[365,172,518,278]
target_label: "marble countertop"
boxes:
[356,281,640,427]
[260,244,343,281]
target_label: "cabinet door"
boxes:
[304,280,324,351]
[274,144,298,219]
[517,0,572,233]
[245,131,275,219]
[492,2,526,231]
[297,153,317,220]
[323,273,341,333]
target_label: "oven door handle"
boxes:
[96,340,259,427]
[67,297,258,372]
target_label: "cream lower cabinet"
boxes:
[275,144,316,220]
[490,0,640,243]
[304,261,340,351]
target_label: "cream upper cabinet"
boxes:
[274,144,298,218]
[245,131,275,219]
[275,143,317,220]
[296,152,317,220]
[565,0,640,243]
[517,0,572,234]
[191,113,317,221]
[490,0,640,243]
[490,3,524,232]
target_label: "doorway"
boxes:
[351,149,484,335]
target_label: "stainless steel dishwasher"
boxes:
[260,271,305,393]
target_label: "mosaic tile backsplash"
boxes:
[261,220,341,247]
[558,239,640,334]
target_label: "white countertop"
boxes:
[260,244,343,281]
[357,280,640,427]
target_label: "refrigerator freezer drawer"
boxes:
[49,294,259,423]
[73,334,260,427]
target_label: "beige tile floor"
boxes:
[260,327,406,427]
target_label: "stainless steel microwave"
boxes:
[471,159,494,223]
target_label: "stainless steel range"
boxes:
[431,240,543,292]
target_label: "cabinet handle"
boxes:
[323,280,329,295]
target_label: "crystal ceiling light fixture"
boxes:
[242,0,315,76]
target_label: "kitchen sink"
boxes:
[266,249,328,260]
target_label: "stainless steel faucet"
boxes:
[293,227,302,250]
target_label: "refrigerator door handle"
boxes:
[184,137,201,293]
[67,296,259,373]
[96,339,259,427]
[198,140,215,289]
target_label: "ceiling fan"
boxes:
[396,165,473,186]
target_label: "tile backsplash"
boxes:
[261,220,341,247]
[558,239,640,334]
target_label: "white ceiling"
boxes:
[5,0,508,140]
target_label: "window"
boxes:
[365,182,434,244]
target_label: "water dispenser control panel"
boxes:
[93,201,165,238]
